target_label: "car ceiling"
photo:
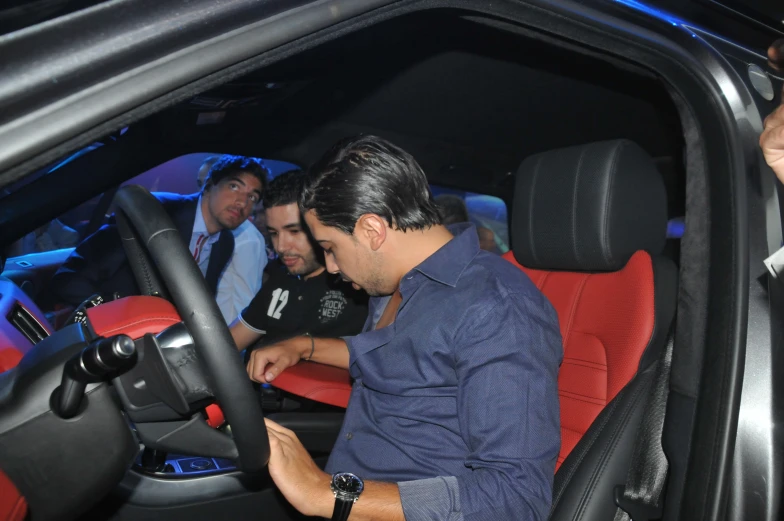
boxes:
[156,11,685,204]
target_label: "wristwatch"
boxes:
[330,471,364,521]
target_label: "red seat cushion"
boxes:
[86,296,182,339]
[502,250,655,471]
[271,362,353,409]
[0,469,26,521]
[0,349,23,373]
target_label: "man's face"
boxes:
[204,172,262,231]
[267,203,322,277]
[304,210,389,296]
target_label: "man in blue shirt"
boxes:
[253,135,562,521]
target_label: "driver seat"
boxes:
[502,139,677,520]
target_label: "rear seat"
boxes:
[502,139,677,471]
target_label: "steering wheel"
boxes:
[112,185,269,473]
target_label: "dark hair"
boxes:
[300,135,441,234]
[434,194,469,225]
[203,155,270,193]
[262,169,306,209]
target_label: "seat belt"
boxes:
[613,331,674,521]
[80,187,118,240]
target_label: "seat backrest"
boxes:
[504,139,677,475]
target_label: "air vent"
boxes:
[8,303,48,344]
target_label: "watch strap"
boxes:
[331,495,355,521]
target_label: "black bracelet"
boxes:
[305,333,315,361]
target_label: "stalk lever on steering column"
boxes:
[54,334,137,418]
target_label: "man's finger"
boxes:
[761,111,784,145]
[264,417,292,435]
[264,417,283,429]
[764,104,784,129]
[247,354,259,382]
[764,103,784,127]
[266,425,283,442]
[265,418,297,443]
[248,352,272,383]
[768,38,784,71]
[263,362,284,383]
[761,122,784,149]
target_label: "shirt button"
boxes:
[298,296,303,301]
[345,432,353,440]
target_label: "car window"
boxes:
[7,153,299,257]
[430,185,509,255]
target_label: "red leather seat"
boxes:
[504,249,672,470]
[0,469,26,521]
[505,139,677,520]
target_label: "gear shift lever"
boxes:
[54,334,137,418]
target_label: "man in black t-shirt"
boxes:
[230,170,368,380]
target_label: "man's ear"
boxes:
[355,214,387,251]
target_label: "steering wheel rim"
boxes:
[113,185,270,472]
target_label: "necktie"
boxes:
[192,233,207,264]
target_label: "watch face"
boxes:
[332,472,364,495]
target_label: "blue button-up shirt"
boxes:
[325,224,563,521]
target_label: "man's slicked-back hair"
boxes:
[300,135,442,234]
[203,155,270,193]
[262,169,306,209]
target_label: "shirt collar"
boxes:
[410,223,479,288]
[192,195,218,237]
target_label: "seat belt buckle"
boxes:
[614,485,663,521]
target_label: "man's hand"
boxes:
[246,336,308,383]
[265,418,406,521]
[762,98,784,184]
[265,418,333,517]
[768,39,784,72]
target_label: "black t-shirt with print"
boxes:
[240,260,369,352]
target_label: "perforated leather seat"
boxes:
[502,139,677,519]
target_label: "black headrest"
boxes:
[511,139,667,272]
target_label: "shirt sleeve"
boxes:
[397,291,562,521]
[238,279,273,335]
[215,232,267,323]
[398,477,462,521]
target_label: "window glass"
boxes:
[430,185,509,255]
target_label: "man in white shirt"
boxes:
[50,155,269,324]
[194,155,268,322]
